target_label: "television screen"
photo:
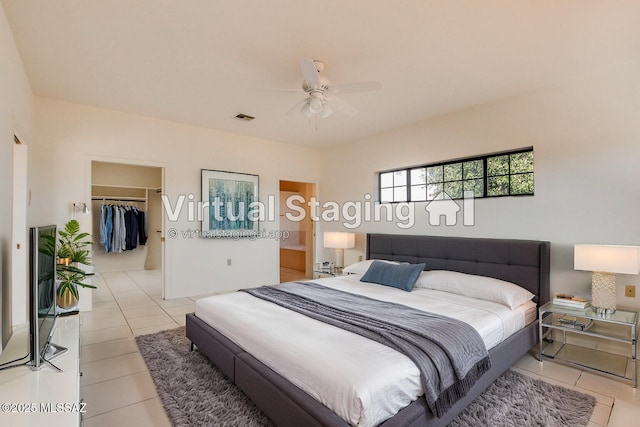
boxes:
[36,227,56,350]
[29,225,66,369]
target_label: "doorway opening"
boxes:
[279,180,316,282]
[91,161,165,295]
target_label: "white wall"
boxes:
[320,60,640,310]
[30,98,320,304]
[0,3,33,345]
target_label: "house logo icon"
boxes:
[425,191,475,226]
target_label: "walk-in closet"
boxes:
[91,161,163,273]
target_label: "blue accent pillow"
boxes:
[360,261,426,292]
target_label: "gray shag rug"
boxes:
[136,327,596,427]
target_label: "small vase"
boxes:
[57,290,77,309]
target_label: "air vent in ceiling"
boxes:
[234,113,255,122]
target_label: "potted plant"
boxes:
[55,219,96,309]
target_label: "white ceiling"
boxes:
[2,1,638,147]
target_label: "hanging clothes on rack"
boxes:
[124,207,138,250]
[137,209,147,245]
[99,204,113,253]
[111,204,122,253]
[98,202,148,254]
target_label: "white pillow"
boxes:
[414,270,534,309]
[343,259,400,275]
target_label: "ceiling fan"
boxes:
[276,58,382,119]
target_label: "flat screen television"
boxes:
[29,224,67,370]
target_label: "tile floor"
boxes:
[79,270,640,426]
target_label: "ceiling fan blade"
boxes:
[263,87,306,94]
[299,58,320,88]
[330,81,382,94]
[286,98,308,116]
[321,104,333,119]
[327,97,358,116]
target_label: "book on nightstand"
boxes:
[553,293,590,309]
[557,314,594,331]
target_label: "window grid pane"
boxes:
[411,185,427,201]
[393,186,407,202]
[510,152,534,174]
[487,155,509,176]
[427,166,443,183]
[510,172,534,195]
[380,170,410,202]
[463,160,483,179]
[487,176,509,196]
[380,188,394,202]
[463,178,484,197]
[427,183,443,200]
[410,168,427,185]
[443,163,462,182]
[393,170,407,186]
[380,172,394,188]
[443,181,463,199]
[379,148,533,202]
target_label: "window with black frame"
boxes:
[378,148,534,202]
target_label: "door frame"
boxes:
[278,179,318,278]
[87,156,167,298]
[10,133,28,327]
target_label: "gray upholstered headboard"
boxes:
[366,233,550,305]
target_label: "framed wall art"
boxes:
[201,169,259,237]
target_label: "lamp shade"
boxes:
[323,232,355,249]
[574,244,640,274]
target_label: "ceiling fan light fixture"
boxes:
[279,58,381,120]
[309,96,323,114]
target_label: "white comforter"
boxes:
[195,275,534,427]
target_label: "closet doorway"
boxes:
[91,161,164,292]
[279,180,315,282]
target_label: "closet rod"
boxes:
[91,197,146,202]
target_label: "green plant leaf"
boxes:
[55,219,96,296]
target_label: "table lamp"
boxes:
[323,232,355,270]
[574,244,640,314]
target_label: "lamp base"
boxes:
[592,306,616,315]
[591,271,616,315]
[333,248,345,269]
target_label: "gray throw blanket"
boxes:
[241,281,491,417]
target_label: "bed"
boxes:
[186,233,550,427]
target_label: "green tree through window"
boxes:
[378,148,534,202]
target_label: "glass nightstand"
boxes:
[312,267,344,279]
[538,301,637,387]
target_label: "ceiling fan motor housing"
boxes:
[302,76,331,92]
[312,60,325,72]
[286,58,381,118]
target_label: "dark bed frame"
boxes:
[186,233,550,427]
